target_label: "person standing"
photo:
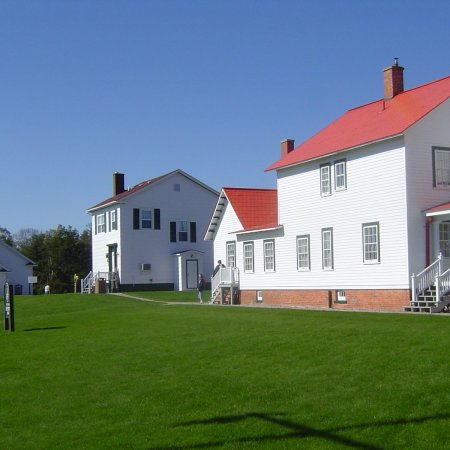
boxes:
[197,273,205,303]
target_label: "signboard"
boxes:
[28,276,38,284]
[4,281,15,332]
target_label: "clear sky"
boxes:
[1,0,449,235]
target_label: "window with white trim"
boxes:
[263,240,275,272]
[110,210,118,230]
[226,241,236,267]
[96,213,106,234]
[141,209,152,229]
[439,222,450,257]
[297,235,310,270]
[322,228,333,270]
[178,221,188,241]
[433,147,450,187]
[243,242,254,273]
[334,159,347,191]
[320,163,331,196]
[362,222,380,263]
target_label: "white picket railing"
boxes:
[435,266,450,305]
[411,254,441,302]
[211,267,239,303]
[81,271,120,294]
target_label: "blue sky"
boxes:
[1,0,449,234]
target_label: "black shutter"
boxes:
[94,215,97,235]
[190,222,197,243]
[133,208,140,229]
[154,209,160,230]
[170,221,176,242]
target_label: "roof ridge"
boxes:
[348,74,450,112]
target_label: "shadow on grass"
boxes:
[23,326,67,332]
[150,411,450,449]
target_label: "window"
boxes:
[226,241,236,267]
[96,214,106,233]
[178,221,188,241]
[334,159,347,191]
[433,147,450,187]
[243,242,254,273]
[174,183,181,192]
[297,235,310,270]
[322,228,334,270]
[133,208,160,230]
[110,210,118,230]
[320,163,331,196]
[439,222,450,257]
[362,222,380,263]
[170,221,196,243]
[141,210,152,228]
[264,240,275,272]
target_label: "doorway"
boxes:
[186,259,198,289]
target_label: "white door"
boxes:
[186,259,198,289]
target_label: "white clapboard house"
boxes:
[206,62,450,312]
[84,170,218,293]
[0,240,36,295]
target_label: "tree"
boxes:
[14,228,39,250]
[19,225,92,294]
[0,227,14,246]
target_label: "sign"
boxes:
[4,281,15,332]
[28,276,38,284]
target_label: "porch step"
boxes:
[404,306,432,313]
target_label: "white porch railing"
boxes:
[411,254,442,302]
[435,266,450,304]
[211,267,240,304]
[81,271,120,294]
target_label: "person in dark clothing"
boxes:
[213,260,225,276]
[197,273,206,303]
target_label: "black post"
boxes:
[4,281,15,332]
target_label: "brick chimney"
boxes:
[383,58,404,100]
[281,139,295,158]
[113,172,125,196]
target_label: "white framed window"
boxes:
[141,209,152,229]
[320,163,331,196]
[243,242,254,273]
[96,213,106,233]
[110,210,118,231]
[362,222,380,263]
[296,235,310,270]
[226,241,236,267]
[433,147,450,187]
[178,221,188,241]
[439,222,450,258]
[263,240,275,272]
[322,228,334,270]
[334,159,347,191]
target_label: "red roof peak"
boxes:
[267,74,450,171]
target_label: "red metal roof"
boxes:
[425,201,450,214]
[267,75,450,171]
[223,187,278,230]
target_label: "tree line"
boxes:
[0,225,91,294]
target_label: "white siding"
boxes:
[405,99,450,275]
[268,137,409,290]
[91,172,217,287]
[212,200,242,270]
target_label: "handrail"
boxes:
[211,267,239,303]
[435,266,450,304]
[411,254,441,302]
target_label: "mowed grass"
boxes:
[1,294,449,449]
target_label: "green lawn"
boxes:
[1,293,449,449]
